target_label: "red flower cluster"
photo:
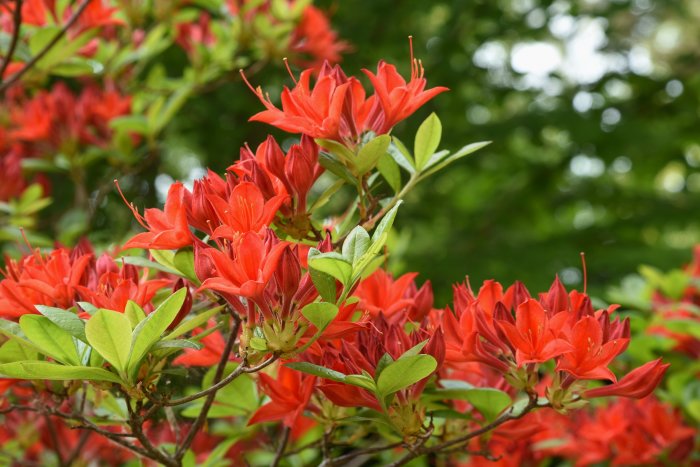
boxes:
[0,241,172,319]
[0,83,131,200]
[244,45,447,143]
[440,277,665,407]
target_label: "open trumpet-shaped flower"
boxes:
[198,231,287,306]
[496,299,572,367]
[207,181,286,239]
[362,58,448,134]
[556,316,629,381]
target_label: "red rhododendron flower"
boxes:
[123,181,193,250]
[207,181,286,239]
[198,231,287,308]
[496,299,572,367]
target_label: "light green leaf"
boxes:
[174,248,198,283]
[419,141,490,178]
[316,139,356,165]
[166,305,223,340]
[356,135,391,175]
[301,302,339,331]
[371,201,402,245]
[376,354,437,397]
[309,265,338,303]
[0,339,38,364]
[414,113,442,170]
[152,339,203,351]
[308,251,353,286]
[127,288,187,378]
[309,179,345,212]
[20,315,81,365]
[463,387,512,422]
[345,374,377,391]
[389,137,416,173]
[35,305,87,342]
[285,362,347,382]
[319,153,356,185]
[342,226,371,265]
[121,255,179,275]
[124,300,147,328]
[377,153,401,193]
[85,309,132,375]
[0,361,122,384]
[400,340,429,359]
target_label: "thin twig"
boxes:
[175,315,242,460]
[63,430,90,466]
[161,353,278,407]
[0,0,23,79]
[0,0,91,94]
[271,426,291,467]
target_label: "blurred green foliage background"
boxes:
[161,0,700,304]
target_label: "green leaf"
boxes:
[20,315,81,365]
[285,362,347,382]
[124,301,147,329]
[309,265,338,303]
[35,305,87,342]
[28,26,62,56]
[419,141,490,178]
[372,201,402,245]
[342,226,371,265]
[301,302,339,331]
[174,248,198,283]
[400,340,429,359]
[109,115,149,135]
[0,339,38,364]
[127,288,187,378]
[345,374,377,391]
[464,387,512,422]
[356,135,391,175]
[316,139,356,165]
[50,58,103,77]
[121,255,180,275]
[319,152,356,185]
[374,353,394,380]
[377,153,402,193]
[414,113,442,170]
[152,339,203,351]
[85,309,132,375]
[166,305,223,340]
[309,179,345,212]
[376,354,437,397]
[150,249,179,272]
[0,361,122,384]
[389,137,416,173]
[308,251,353,286]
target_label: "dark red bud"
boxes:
[168,279,193,330]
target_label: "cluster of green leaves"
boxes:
[0,289,221,388]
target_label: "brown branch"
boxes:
[174,315,242,460]
[0,0,23,80]
[0,0,91,94]
[158,353,278,407]
[271,426,291,467]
